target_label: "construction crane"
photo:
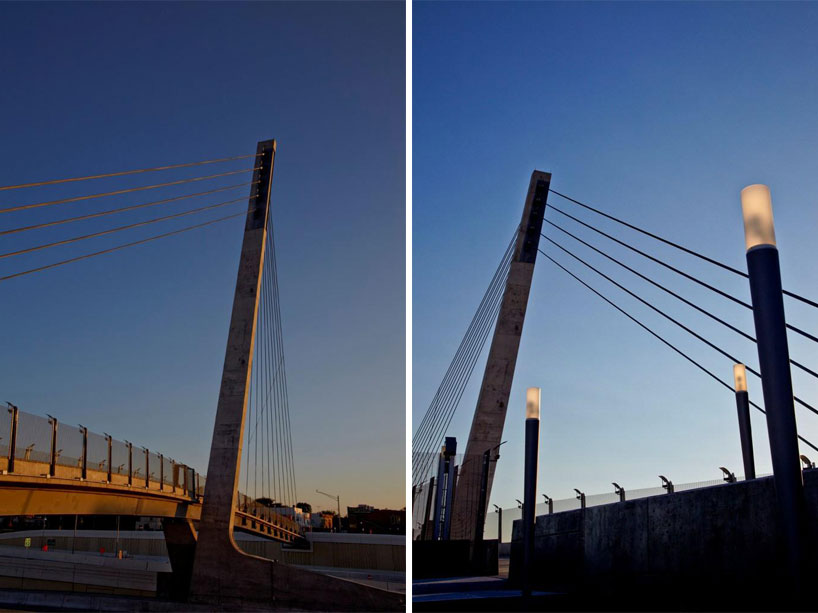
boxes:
[316,489,342,532]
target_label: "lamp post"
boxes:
[522,387,540,598]
[733,364,756,479]
[741,184,806,585]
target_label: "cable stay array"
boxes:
[411,229,517,489]
[541,234,818,418]
[548,189,818,310]
[543,219,818,381]
[0,147,299,509]
[413,183,818,498]
[538,187,818,455]
[538,249,818,454]
[0,150,261,283]
[241,214,299,509]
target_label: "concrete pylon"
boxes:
[187,139,402,611]
[449,171,551,541]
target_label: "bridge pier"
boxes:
[450,171,551,541]
[187,140,402,610]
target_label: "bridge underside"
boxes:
[0,469,299,543]
[0,474,199,519]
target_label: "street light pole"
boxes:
[732,364,756,479]
[522,387,540,598]
[741,184,806,587]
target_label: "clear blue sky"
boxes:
[413,2,818,514]
[0,1,405,512]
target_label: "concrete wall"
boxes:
[510,470,818,600]
[0,545,168,596]
[235,532,406,572]
[0,529,169,558]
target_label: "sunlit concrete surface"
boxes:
[0,544,168,596]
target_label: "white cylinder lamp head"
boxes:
[526,387,541,420]
[733,363,748,393]
[741,184,776,251]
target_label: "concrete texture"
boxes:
[0,470,198,519]
[450,171,551,541]
[0,546,166,595]
[509,470,818,605]
[237,532,406,572]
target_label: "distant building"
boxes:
[310,511,336,531]
[275,505,311,530]
[346,505,405,534]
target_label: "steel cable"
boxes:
[548,205,818,345]
[549,188,818,311]
[0,211,245,283]
[0,153,260,192]
[413,232,515,486]
[0,181,257,237]
[1,167,259,214]
[539,249,818,454]
[543,221,818,381]
[0,198,247,260]
[543,236,818,418]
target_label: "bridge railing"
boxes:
[412,467,768,541]
[482,476,766,541]
[1,404,203,501]
[13,411,51,463]
[2,405,303,538]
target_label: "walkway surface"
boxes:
[413,557,564,612]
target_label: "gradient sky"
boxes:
[414,2,818,516]
[0,1,405,512]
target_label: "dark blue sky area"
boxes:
[0,1,405,510]
[413,2,818,512]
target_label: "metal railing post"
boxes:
[78,425,88,480]
[159,453,164,491]
[7,404,18,473]
[143,447,149,489]
[574,489,586,509]
[104,433,112,483]
[47,414,58,477]
[542,494,553,515]
[125,441,133,486]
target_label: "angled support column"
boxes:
[188,140,401,611]
[450,171,551,541]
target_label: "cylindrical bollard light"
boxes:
[733,364,756,479]
[741,184,806,585]
[522,387,540,598]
